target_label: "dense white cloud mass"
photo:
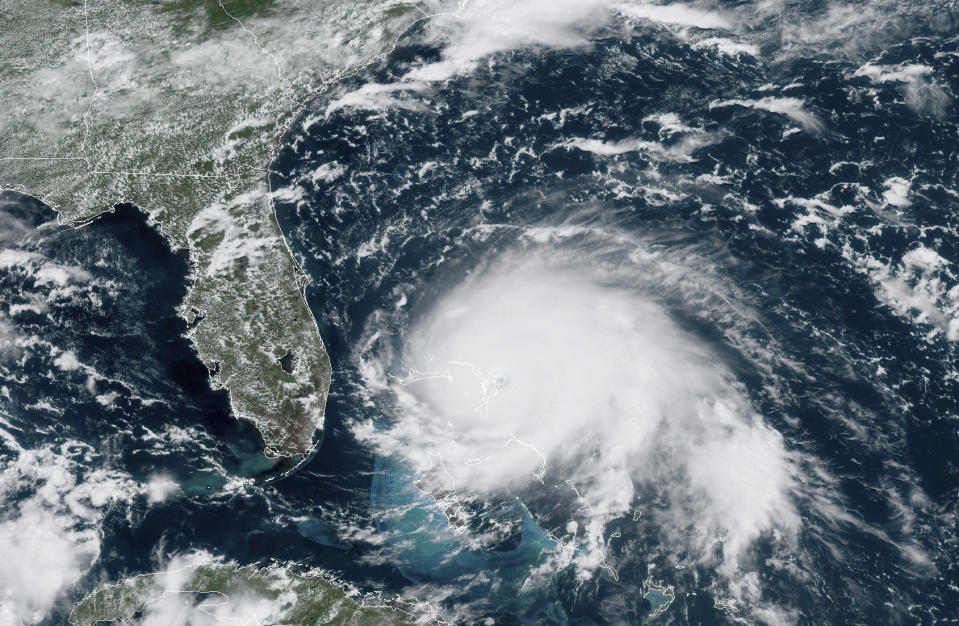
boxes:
[356,228,800,581]
[325,0,751,112]
[0,442,135,625]
[132,556,281,626]
[710,97,824,133]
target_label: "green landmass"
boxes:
[0,0,420,457]
[69,562,421,625]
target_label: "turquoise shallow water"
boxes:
[4,2,959,623]
[371,456,568,621]
[270,11,959,623]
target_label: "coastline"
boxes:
[0,0,431,460]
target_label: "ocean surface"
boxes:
[3,1,959,624]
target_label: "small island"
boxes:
[643,580,676,619]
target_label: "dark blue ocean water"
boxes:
[269,16,959,624]
[3,6,959,625]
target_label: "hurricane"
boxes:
[360,227,800,576]
[266,0,959,621]
[2,0,958,623]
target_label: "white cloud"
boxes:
[187,190,275,279]
[855,62,952,117]
[0,250,40,269]
[355,230,800,585]
[136,588,278,626]
[327,1,740,110]
[882,177,912,208]
[0,443,136,625]
[710,97,823,133]
[619,2,733,30]
[53,350,82,372]
[145,474,179,504]
[844,243,959,341]
[563,129,724,163]
[83,553,367,626]
[693,36,759,57]
[325,82,430,115]
[0,319,22,359]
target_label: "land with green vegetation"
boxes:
[69,561,422,625]
[0,0,419,457]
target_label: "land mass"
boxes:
[644,580,676,618]
[69,560,424,625]
[0,0,418,457]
